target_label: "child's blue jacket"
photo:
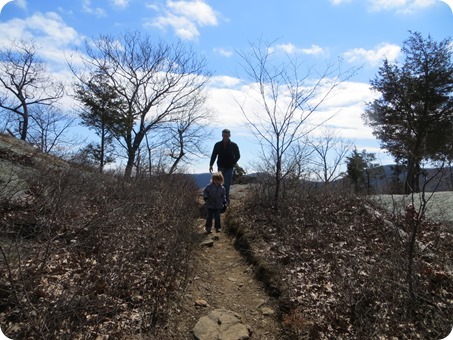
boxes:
[203,183,226,210]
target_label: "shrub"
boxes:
[227,180,452,339]
[0,165,200,338]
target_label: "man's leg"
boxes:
[218,167,234,204]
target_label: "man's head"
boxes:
[222,129,231,141]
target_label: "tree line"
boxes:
[1,31,452,193]
[0,31,212,177]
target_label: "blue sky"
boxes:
[0,0,452,174]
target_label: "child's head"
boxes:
[211,172,224,185]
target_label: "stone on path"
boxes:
[195,299,209,307]
[193,308,251,340]
[260,307,275,316]
[200,238,214,247]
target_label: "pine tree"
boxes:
[364,32,453,194]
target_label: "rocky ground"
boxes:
[159,187,282,339]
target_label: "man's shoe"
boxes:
[215,228,221,233]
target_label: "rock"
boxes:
[254,298,266,309]
[261,307,275,316]
[195,299,209,307]
[193,308,251,340]
[200,238,214,247]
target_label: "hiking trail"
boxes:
[162,185,282,339]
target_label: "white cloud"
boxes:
[146,3,160,11]
[112,0,129,8]
[209,75,241,88]
[0,12,83,68]
[213,47,233,57]
[206,74,380,145]
[302,81,377,139]
[275,43,296,53]
[152,14,199,40]
[330,0,353,4]
[369,0,406,11]
[343,42,401,67]
[302,44,325,55]
[82,0,106,17]
[13,0,27,10]
[368,0,437,13]
[203,76,388,171]
[206,87,248,128]
[168,0,218,25]
[0,0,27,11]
[149,0,219,40]
[275,43,326,56]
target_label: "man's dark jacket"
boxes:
[210,140,240,169]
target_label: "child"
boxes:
[203,172,227,234]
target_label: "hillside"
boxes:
[365,164,453,193]
[0,133,452,339]
[0,134,204,338]
[0,133,69,200]
[228,186,452,338]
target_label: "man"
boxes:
[209,129,240,204]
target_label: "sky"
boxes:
[0,0,452,175]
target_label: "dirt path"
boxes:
[163,187,282,339]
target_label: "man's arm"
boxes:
[209,143,218,172]
[233,143,240,163]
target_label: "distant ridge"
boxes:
[364,165,452,193]
[192,173,212,188]
[190,165,453,192]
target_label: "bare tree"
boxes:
[27,105,77,155]
[164,103,213,174]
[136,97,213,176]
[71,31,211,177]
[404,161,447,312]
[309,127,353,184]
[0,40,64,141]
[236,39,352,208]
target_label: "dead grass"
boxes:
[0,164,201,339]
[226,181,453,339]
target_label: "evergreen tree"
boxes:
[346,148,377,193]
[364,32,453,194]
[75,73,125,172]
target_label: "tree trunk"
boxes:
[100,130,106,173]
[169,130,185,175]
[274,155,281,211]
[405,157,416,194]
[169,151,184,175]
[124,130,146,178]
[124,155,134,178]
[20,107,29,141]
[407,217,420,315]
[405,157,422,194]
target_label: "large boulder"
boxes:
[193,308,251,340]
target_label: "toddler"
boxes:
[203,172,227,234]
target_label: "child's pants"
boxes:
[206,208,221,231]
